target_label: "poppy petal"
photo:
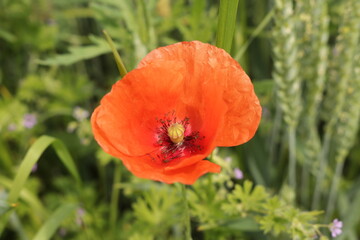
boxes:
[92,60,186,157]
[215,68,262,146]
[121,154,221,184]
[138,41,261,146]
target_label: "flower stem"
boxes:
[269,103,282,164]
[312,131,331,210]
[103,30,128,78]
[325,159,344,222]
[216,0,239,53]
[288,126,296,190]
[110,162,121,236]
[180,184,192,240]
[234,7,275,61]
[300,160,310,208]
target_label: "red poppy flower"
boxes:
[91,41,261,184]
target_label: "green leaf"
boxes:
[253,79,274,95]
[0,192,10,216]
[0,140,13,174]
[37,36,115,66]
[199,217,260,232]
[8,135,81,204]
[216,0,239,53]
[222,217,260,231]
[0,136,81,236]
[0,175,48,219]
[103,30,128,77]
[0,29,16,43]
[33,203,77,240]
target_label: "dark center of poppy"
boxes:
[155,113,203,163]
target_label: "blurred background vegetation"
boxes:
[0,0,359,239]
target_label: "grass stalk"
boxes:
[325,159,345,221]
[269,100,282,164]
[272,0,302,192]
[103,30,128,78]
[110,162,121,236]
[312,132,331,210]
[288,127,296,190]
[180,184,192,240]
[234,7,275,61]
[300,160,309,207]
[216,0,239,53]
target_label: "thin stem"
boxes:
[269,100,282,164]
[110,162,121,236]
[10,213,27,240]
[288,127,296,190]
[312,132,331,210]
[103,30,128,78]
[180,184,192,240]
[300,159,310,208]
[234,7,275,61]
[325,159,344,222]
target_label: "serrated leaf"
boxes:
[37,36,118,66]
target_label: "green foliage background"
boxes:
[0,0,359,239]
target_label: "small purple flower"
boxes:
[76,207,85,226]
[73,107,89,121]
[23,114,37,129]
[224,157,232,163]
[329,219,343,238]
[77,207,85,217]
[262,106,271,119]
[234,168,243,180]
[7,123,17,131]
[31,163,38,173]
[45,18,57,25]
[58,227,67,237]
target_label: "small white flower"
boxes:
[73,107,89,121]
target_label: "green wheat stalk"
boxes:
[312,0,360,210]
[295,0,329,208]
[325,3,360,220]
[272,0,302,190]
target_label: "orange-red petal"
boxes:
[138,41,262,146]
[92,61,186,157]
[121,154,221,184]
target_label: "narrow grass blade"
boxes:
[0,135,81,236]
[0,175,48,220]
[8,135,81,204]
[190,0,205,39]
[234,7,275,61]
[0,140,13,174]
[51,140,81,185]
[33,203,77,240]
[103,30,128,78]
[216,0,239,53]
